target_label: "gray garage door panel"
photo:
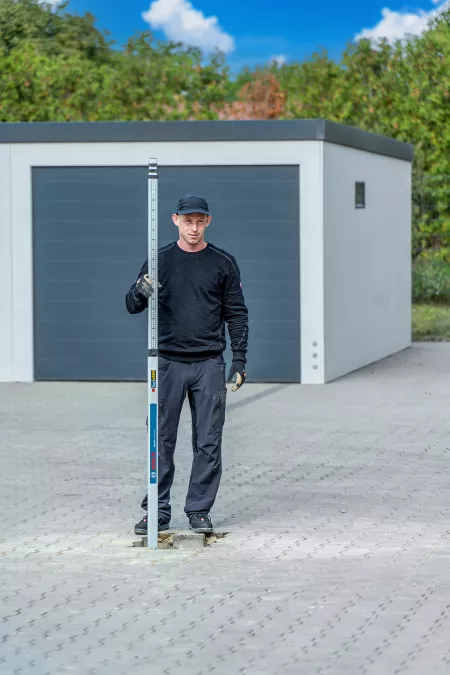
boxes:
[33,166,300,382]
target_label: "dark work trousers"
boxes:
[141,355,227,523]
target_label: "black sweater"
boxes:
[125,242,249,364]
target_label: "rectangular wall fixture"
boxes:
[355,181,366,208]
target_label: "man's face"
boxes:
[172,212,211,245]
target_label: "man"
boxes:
[125,194,249,535]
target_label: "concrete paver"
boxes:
[1,343,450,674]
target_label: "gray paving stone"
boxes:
[2,344,450,674]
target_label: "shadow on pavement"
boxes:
[226,384,292,411]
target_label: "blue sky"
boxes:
[63,0,448,71]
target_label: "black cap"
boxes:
[176,195,210,215]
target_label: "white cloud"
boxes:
[355,0,450,43]
[39,0,64,7]
[270,54,287,66]
[142,0,235,53]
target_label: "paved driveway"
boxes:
[1,343,450,675]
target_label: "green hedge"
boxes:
[412,304,450,341]
[412,256,450,303]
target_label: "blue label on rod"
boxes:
[149,403,157,484]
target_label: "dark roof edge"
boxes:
[322,120,413,162]
[0,119,414,162]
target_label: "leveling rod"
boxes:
[147,158,159,550]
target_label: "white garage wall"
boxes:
[0,146,12,382]
[0,140,325,384]
[322,142,412,382]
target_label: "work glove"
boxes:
[227,360,246,392]
[135,274,154,299]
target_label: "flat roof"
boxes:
[0,118,414,162]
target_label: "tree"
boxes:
[0,0,113,61]
[0,0,232,122]
[218,72,285,120]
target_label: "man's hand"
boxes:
[136,274,154,299]
[227,360,246,392]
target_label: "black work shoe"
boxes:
[134,514,170,535]
[188,512,213,534]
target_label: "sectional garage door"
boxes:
[32,166,300,382]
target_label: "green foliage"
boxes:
[0,0,113,61]
[412,173,450,261]
[0,0,231,122]
[109,35,232,121]
[268,50,347,120]
[412,303,450,340]
[412,252,450,303]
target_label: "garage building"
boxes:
[0,119,413,384]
